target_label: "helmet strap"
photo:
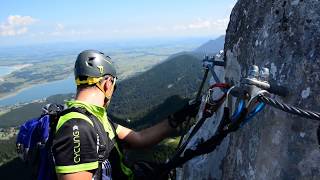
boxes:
[96,82,111,104]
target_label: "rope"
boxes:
[258,94,320,121]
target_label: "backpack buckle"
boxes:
[98,144,106,162]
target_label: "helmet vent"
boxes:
[87,57,95,66]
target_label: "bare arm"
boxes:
[115,99,201,149]
[116,119,175,149]
[58,171,92,180]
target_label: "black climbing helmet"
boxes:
[74,50,117,85]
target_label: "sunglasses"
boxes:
[110,77,117,92]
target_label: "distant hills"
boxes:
[109,53,204,129]
[194,35,225,56]
[108,35,225,128]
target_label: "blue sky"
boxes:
[0,0,237,46]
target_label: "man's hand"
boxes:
[168,100,201,128]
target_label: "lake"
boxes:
[0,76,75,106]
[0,66,15,77]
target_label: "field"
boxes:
[0,39,202,99]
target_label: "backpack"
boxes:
[16,103,110,180]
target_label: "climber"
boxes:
[51,50,200,180]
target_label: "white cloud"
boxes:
[154,26,169,32]
[173,18,229,33]
[49,23,93,37]
[104,17,230,39]
[7,15,36,26]
[210,18,229,29]
[50,23,65,36]
[188,19,211,29]
[49,23,91,37]
[56,23,64,31]
[70,29,91,36]
[0,15,37,36]
[16,27,28,34]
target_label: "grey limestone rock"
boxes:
[178,0,320,179]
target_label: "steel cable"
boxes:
[258,94,320,121]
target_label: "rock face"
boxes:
[178,0,320,179]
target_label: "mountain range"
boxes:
[194,35,225,56]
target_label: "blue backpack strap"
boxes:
[39,104,64,180]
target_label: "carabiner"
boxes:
[224,86,236,108]
[203,83,230,118]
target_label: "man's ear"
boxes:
[103,77,113,91]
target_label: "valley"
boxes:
[0,37,225,175]
[0,39,203,101]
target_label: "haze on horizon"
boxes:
[0,0,237,47]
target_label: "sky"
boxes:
[0,0,237,47]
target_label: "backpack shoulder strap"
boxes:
[63,107,112,154]
[107,117,119,140]
[62,107,108,143]
[61,107,110,180]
